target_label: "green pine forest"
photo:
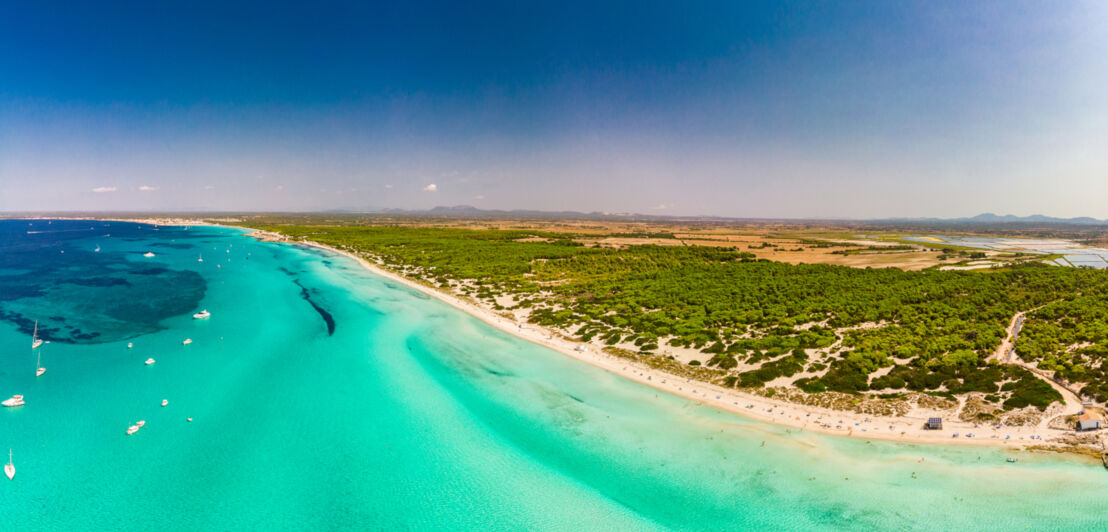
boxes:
[246,223,1108,411]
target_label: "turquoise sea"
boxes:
[2,220,1108,530]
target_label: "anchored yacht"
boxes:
[31,321,42,349]
[193,310,210,319]
[2,395,25,407]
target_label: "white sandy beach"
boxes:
[267,233,1094,454]
[74,217,1096,455]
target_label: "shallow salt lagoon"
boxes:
[2,220,1108,530]
[907,235,1108,269]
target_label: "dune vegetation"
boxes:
[243,223,1108,411]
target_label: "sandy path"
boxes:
[991,306,1084,429]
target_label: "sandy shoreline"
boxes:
[53,217,1097,456]
[256,233,1088,454]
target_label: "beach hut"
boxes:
[926,417,942,430]
[1076,414,1101,432]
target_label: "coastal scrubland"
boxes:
[235,213,1056,270]
[232,217,1108,417]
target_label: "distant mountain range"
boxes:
[321,206,1108,225]
[887,213,1108,225]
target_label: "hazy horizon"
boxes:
[2,1,1106,218]
[5,206,1108,224]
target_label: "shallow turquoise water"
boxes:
[2,221,1107,530]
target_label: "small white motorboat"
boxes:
[2,395,25,407]
[5,449,14,480]
[187,417,193,422]
[126,424,140,435]
[127,342,133,349]
[182,338,192,345]
[161,399,168,407]
[192,310,210,319]
[143,252,155,257]
[136,420,146,428]
[145,358,156,365]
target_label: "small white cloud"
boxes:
[423,184,438,192]
[274,185,284,191]
[91,186,117,193]
[138,185,159,192]
[203,185,215,190]
[473,194,485,200]
[652,204,667,210]
[384,184,393,189]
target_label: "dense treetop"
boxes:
[251,224,1108,410]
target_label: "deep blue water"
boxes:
[0,220,206,344]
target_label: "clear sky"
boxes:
[1,1,1106,217]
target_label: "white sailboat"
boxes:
[31,321,42,349]
[94,244,101,252]
[5,449,13,480]
[198,252,203,263]
[35,348,45,377]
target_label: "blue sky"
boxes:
[1,1,1106,217]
